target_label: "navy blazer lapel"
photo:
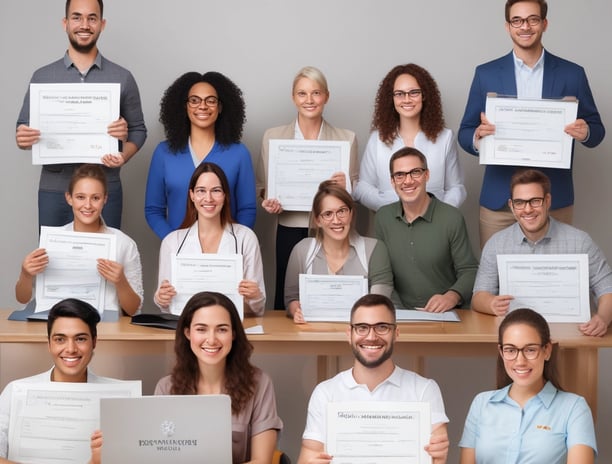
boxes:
[499,52,518,97]
[542,50,558,98]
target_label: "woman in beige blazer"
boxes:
[256,66,358,309]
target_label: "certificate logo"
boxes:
[160,420,176,437]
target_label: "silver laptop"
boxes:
[100,394,232,463]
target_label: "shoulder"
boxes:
[263,123,294,139]
[154,375,172,394]
[151,140,176,157]
[322,120,356,141]
[231,223,258,243]
[99,55,136,77]
[376,202,399,220]
[432,197,465,221]
[544,50,585,72]
[30,58,65,76]
[475,52,513,72]
[105,226,137,244]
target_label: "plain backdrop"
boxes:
[1,1,611,461]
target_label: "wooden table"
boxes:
[1,309,609,417]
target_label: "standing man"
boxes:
[297,294,449,464]
[375,147,478,312]
[458,0,604,248]
[15,0,147,229]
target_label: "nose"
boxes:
[66,338,77,353]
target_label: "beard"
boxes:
[352,341,394,368]
[68,33,98,53]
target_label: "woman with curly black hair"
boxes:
[155,291,283,463]
[354,63,466,211]
[145,72,256,239]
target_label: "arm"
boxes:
[459,447,476,464]
[240,229,266,316]
[567,445,594,464]
[367,240,394,298]
[244,429,277,464]
[284,240,305,317]
[97,259,141,315]
[352,133,396,211]
[446,214,479,306]
[154,235,176,312]
[15,248,48,303]
[458,68,487,156]
[297,439,332,464]
[233,146,257,229]
[471,291,514,316]
[347,132,359,190]
[426,423,449,464]
[144,145,174,239]
[440,133,467,208]
[570,67,605,148]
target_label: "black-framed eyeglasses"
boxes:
[499,343,544,360]
[351,323,396,336]
[391,168,427,183]
[510,197,545,210]
[187,95,220,108]
[319,206,351,222]
[508,15,542,28]
[392,89,422,99]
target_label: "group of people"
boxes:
[6,0,610,461]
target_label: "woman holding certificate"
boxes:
[154,291,283,464]
[459,308,596,464]
[285,181,393,323]
[353,63,466,210]
[154,162,265,316]
[14,164,143,316]
[257,66,359,310]
[145,71,256,240]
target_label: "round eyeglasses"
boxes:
[192,187,224,199]
[187,95,219,108]
[319,206,350,222]
[500,344,544,360]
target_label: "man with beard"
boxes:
[458,0,604,248]
[297,294,449,464]
[15,0,147,229]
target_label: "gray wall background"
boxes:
[1,1,611,462]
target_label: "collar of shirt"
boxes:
[394,193,436,224]
[490,380,557,408]
[512,216,555,246]
[63,50,103,71]
[344,365,402,391]
[513,49,545,99]
[294,119,324,140]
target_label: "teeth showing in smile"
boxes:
[63,357,80,362]
[202,347,221,353]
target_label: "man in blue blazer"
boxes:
[458,0,605,248]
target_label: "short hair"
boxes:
[310,180,355,240]
[350,294,396,323]
[292,66,329,94]
[67,164,107,195]
[180,162,233,229]
[509,168,551,197]
[496,308,561,389]
[388,147,428,176]
[159,71,246,152]
[372,63,445,145]
[66,0,103,18]
[505,0,547,21]
[47,298,101,340]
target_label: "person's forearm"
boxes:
[15,271,34,304]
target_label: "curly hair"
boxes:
[372,63,445,145]
[169,291,256,415]
[159,71,246,152]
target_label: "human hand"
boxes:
[97,259,125,284]
[22,248,49,276]
[15,124,41,149]
[423,292,460,313]
[474,112,496,150]
[89,429,103,464]
[262,198,283,214]
[107,117,128,142]
[156,280,176,308]
[564,118,589,142]
[329,171,347,190]
[490,295,513,316]
[238,279,262,300]
[579,313,609,337]
[425,429,449,462]
[101,152,126,167]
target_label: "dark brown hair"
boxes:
[505,0,547,22]
[310,180,355,240]
[67,164,107,195]
[350,294,396,323]
[509,169,551,198]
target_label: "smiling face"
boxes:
[189,171,225,221]
[393,73,423,121]
[349,304,398,369]
[65,177,106,232]
[390,154,429,207]
[185,305,234,370]
[63,0,105,54]
[292,77,329,122]
[48,316,96,382]
[505,1,548,53]
[500,322,551,393]
[509,182,551,242]
[315,194,352,243]
[186,82,221,131]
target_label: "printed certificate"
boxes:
[299,274,367,322]
[36,227,117,314]
[327,401,431,464]
[9,381,141,464]
[481,95,578,169]
[267,139,351,211]
[497,254,590,322]
[170,254,244,318]
[30,83,120,164]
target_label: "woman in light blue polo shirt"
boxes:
[459,308,596,464]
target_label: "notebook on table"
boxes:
[100,394,232,463]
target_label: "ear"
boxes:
[103,194,108,206]
[345,324,352,344]
[543,342,552,361]
[92,337,97,350]
[323,91,330,105]
[544,193,552,209]
[184,327,191,341]
[65,192,73,206]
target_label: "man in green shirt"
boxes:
[375,147,478,312]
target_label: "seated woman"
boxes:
[154,162,265,316]
[285,181,394,323]
[155,291,283,464]
[15,164,143,316]
[459,308,596,464]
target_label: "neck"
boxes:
[196,364,226,394]
[297,115,323,140]
[68,46,98,73]
[402,194,431,223]
[509,378,546,407]
[322,235,350,256]
[514,44,544,68]
[352,360,395,392]
[398,117,421,144]
[190,130,216,159]
[73,219,103,233]
[197,216,223,234]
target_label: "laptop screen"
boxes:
[101,394,232,463]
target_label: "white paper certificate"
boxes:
[497,254,590,323]
[327,401,431,464]
[267,139,351,211]
[481,95,578,169]
[170,254,244,318]
[299,274,367,322]
[36,227,117,314]
[8,381,141,464]
[30,83,120,165]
